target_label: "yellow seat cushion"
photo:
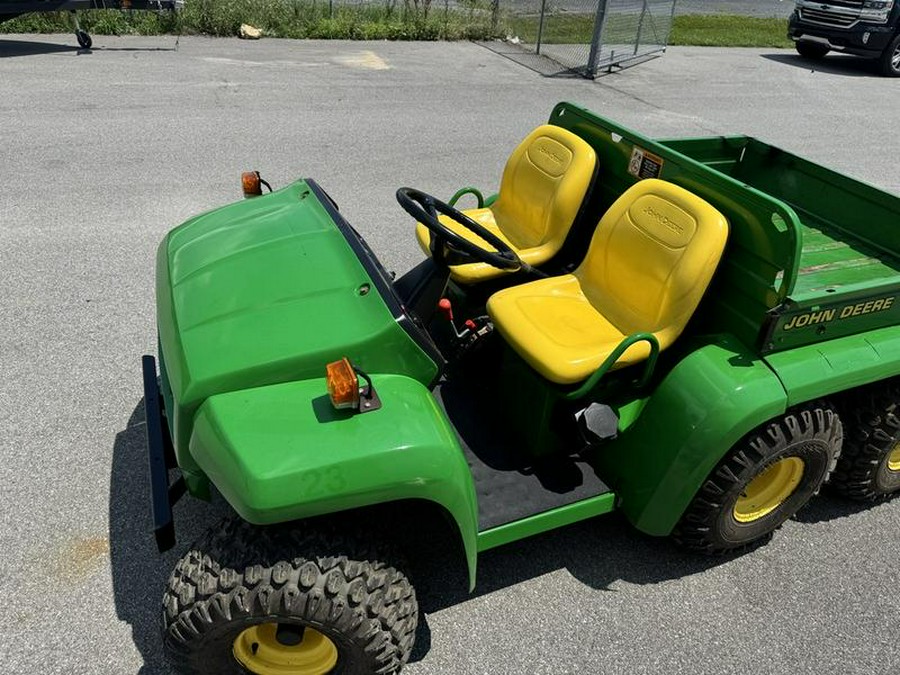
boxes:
[486,274,656,384]
[415,124,597,284]
[487,179,729,385]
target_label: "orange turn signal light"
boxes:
[242,171,263,198]
[326,358,360,409]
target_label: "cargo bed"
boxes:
[659,135,900,352]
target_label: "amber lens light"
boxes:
[326,358,360,409]
[241,171,262,197]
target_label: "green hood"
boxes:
[156,180,438,463]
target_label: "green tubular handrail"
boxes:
[564,332,661,400]
[448,187,485,209]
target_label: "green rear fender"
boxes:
[596,337,788,536]
[189,374,479,587]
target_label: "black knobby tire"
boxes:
[673,404,842,554]
[879,34,900,77]
[76,30,92,49]
[830,381,900,500]
[796,40,829,59]
[163,517,418,674]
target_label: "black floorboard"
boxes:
[433,378,611,531]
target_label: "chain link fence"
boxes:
[500,0,675,76]
[495,0,794,77]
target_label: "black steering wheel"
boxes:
[396,187,524,271]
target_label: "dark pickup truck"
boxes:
[789,0,900,75]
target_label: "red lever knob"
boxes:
[438,298,454,322]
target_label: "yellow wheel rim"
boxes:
[888,441,900,472]
[233,623,338,675]
[733,457,805,523]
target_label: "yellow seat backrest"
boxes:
[490,124,597,253]
[574,179,729,349]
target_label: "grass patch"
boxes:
[670,15,791,48]
[506,13,790,48]
[506,14,593,44]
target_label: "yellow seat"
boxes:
[415,124,597,283]
[486,179,729,385]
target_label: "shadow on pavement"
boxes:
[406,486,890,662]
[109,401,230,675]
[91,45,179,53]
[474,40,587,78]
[0,38,78,57]
[474,40,662,79]
[406,510,745,662]
[0,38,178,58]
[794,490,894,524]
[761,51,882,77]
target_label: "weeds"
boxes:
[0,0,497,40]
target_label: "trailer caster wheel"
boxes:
[163,517,418,675]
[831,381,900,500]
[673,404,842,554]
[76,30,92,49]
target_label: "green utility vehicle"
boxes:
[143,102,900,675]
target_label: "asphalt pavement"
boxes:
[0,34,898,675]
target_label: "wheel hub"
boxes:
[733,457,805,523]
[233,622,338,675]
[888,441,900,472]
[276,624,306,647]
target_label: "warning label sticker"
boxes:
[628,147,664,180]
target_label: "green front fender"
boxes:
[596,337,789,536]
[189,374,479,587]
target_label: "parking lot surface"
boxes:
[1,34,898,675]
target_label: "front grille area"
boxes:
[799,7,859,26]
